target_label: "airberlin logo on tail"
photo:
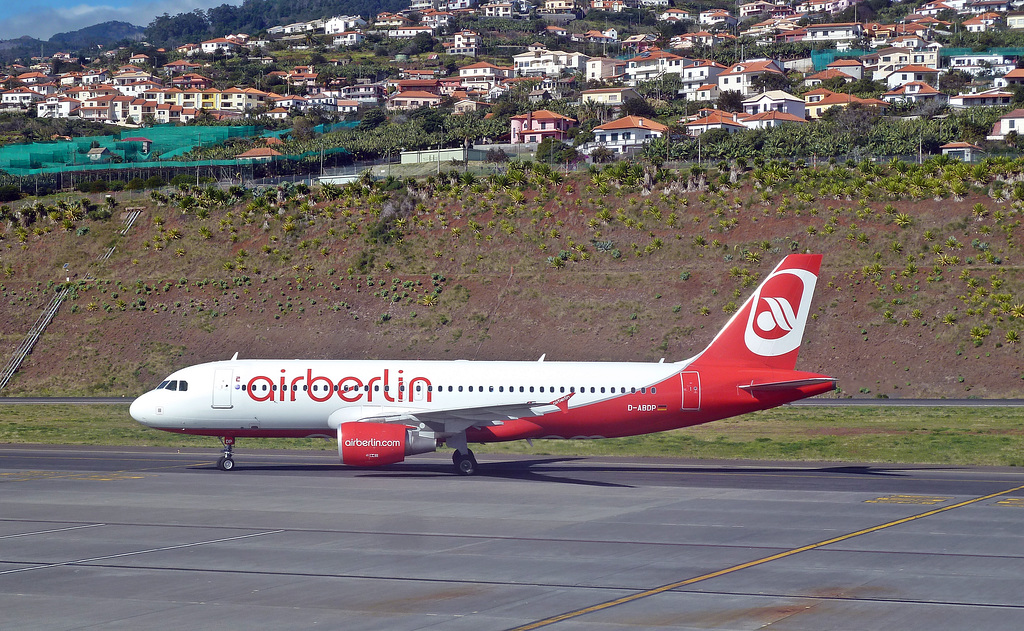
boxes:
[744,267,817,357]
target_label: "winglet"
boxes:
[550,392,574,413]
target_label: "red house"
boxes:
[510,109,576,143]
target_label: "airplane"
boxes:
[130,254,835,474]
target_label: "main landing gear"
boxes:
[217,437,235,471]
[447,432,478,475]
[453,449,477,476]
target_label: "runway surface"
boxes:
[2,445,1024,630]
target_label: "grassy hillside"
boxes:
[2,157,1024,398]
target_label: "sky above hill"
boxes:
[0,0,238,41]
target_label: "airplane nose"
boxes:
[130,393,152,426]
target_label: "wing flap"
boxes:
[328,400,565,435]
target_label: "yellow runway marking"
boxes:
[865,494,951,505]
[995,497,1024,508]
[0,470,147,482]
[508,483,1024,631]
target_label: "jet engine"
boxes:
[337,422,437,467]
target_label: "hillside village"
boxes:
[5,0,1024,166]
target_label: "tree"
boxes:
[359,108,387,130]
[717,90,744,113]
[751,72,793,94]
[622,97,657,118]
[939,70,972,96]
[590,146,615,163]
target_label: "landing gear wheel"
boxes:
[453,449,477,476]
[218,437,236,471]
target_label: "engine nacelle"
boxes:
[337,422,436,467]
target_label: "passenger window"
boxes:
[499,386,504,392]
[529,386,534,393]
[560,387,565,393]
[469,386,474,392]
[489,386,494,392]
[166,381,177,391]
[179,381,188,392]
[262,384,268,391]
[519,386,524,392]
[600,387,605,393]
[651,387,656,394]
[590,387,595,393]
[641,387,646,394]
[374,385,379,392]
[631,387,636,394]
[458,386,463,392]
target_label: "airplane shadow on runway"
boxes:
[199,456,956,487]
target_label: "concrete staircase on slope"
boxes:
[0,287,70,391]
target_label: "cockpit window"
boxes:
[166,381,177,391]
[178,381,188,392]
[157,381,169,390]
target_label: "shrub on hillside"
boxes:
[0,185,21,202]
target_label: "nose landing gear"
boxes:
[217,437,235,471]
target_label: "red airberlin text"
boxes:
[246,369,432,404]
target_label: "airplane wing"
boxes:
[328,394,572,435]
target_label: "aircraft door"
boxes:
[212,369,233,409]
[681,371,700,410]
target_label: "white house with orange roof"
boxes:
[201,38,241,55]
[964,12,1002,32]
[510,109,576,143]
[2,86,45,106]
[324,15,366,34]
[445,30,480,56]
[624,49,692,85]
[949,88,1013,108]
[881,81,946,105]
[481,2,515,17]
[387,90,443,110]
[459,62,512,90]
[826,58,865,80]
[699,9,737,28]
[987,109,1024,140]
[742,90,805,117]
[388,25,435,39]
[581,86,641,106]
[716,59,785,96]
[680,60,726,96]
[684,111,747,135]
[884,64,940,89]
[587,115,667,154]
[513,48,589,77]
[742,110,807,130]
[804,23,864,43]
[36,95,80,118]
[996,68,1024,87]
[658,8,692,22]
[585,57,627,81]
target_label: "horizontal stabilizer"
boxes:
[739,377,837,392]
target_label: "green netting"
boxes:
[0,125,261,173]
[0,123,356,176]
[810,49,872,72]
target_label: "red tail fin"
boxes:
[690,254,822,372]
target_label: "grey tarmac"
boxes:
[1,445,1023,630]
